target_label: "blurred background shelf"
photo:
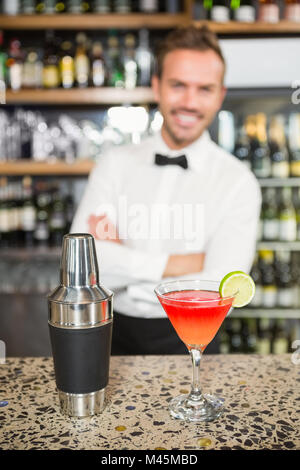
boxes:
[5,87,155,105]
[231,308,300,319]
[0,160,95,175]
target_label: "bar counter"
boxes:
[0,354,299,450]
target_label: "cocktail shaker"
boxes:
[48,233,113,417]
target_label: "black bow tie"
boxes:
[154,153,188,170]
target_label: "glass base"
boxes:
[169,393,224,423]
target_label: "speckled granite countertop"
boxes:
[0,354,299,450]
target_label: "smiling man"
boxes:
[71,26,261,355]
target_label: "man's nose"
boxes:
[182,87,200,109]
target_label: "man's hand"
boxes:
[163,253,205,278]
[87,214,121,244]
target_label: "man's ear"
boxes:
[151,75,160,103]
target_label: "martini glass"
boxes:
[154,279,236,423]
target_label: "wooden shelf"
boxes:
[5,87,155,105]
[0,160,95,176]
[0,13,188,30]
[0,14,299,34]
[193,20,300,35]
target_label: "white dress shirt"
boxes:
[71,130,262,318]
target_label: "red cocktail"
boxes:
[155,280,236,422]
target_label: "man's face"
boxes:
[152,49,226,149]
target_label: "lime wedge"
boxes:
[219,271,255,308]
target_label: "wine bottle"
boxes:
[94,0,111,12]
[74,33,90,88]
[0,177,10,249]
[232,0,255,22]
[233,122,251,169]
[91,41,106,87]
[261,187,279,241]
[21,176,36,247]
[275,251,294,308]
[250,113,272,178]
[136,29,153,87]
[42,30,60,89]
[113,0,131,13]
[123,34,138,89]
[272,319,289,354]
[284,0,300,22]
[107,33,124,87]
[257,318,272,354]
[288,113,300,177]
[60,40,75,89]
[210,0,230,22]
[278,187,297,242]
[258,0,280,23]
[260,250,277,308]
[7,38,23,91]
[268,114,290,178]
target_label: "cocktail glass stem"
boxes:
[189,348,205,403]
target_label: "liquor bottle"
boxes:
[107,33,124,87]
[22,50,43,89]
[272,319,289,354]
[268,115,289,178]
[123,34,138,89]
[94,0,111,12]
[278,187,297,242]
[55,1,67,13]
[261,187,279,241]
[166,0,180,13]
[74,33,90,88]
[80,0,92,13]
[7,39,24,91]
[251,113,272,178]
[288,114,300,177]
[241,318,257,353]
[249,253,263,307]
[67,0,81,13]
[233,123,251,169]
[34,182,51,247]
[284,0,300,22]
[49,187,66,247]
[210,0,230,22]
[136,29,152,87]
[91,41,106,87]
[113,0,131,12]
[60,40,75,89]
[3,0,20,15]
[21,176,36,247]
[256,318,272,354]
[229,318,243,353]
[258,0,280,23]
[293,187,300,240]
[42,30,60,89]
[22,0,36,14]
[45,0,57,13]
[0,31,7,87]
[139,0,159,12]
[260,250,277,308]
[0,177,10,248]
[232,0,255,22]
[275,251,294,308]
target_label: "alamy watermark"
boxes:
[93,197,205,249]
[291,80,300,105]
[291,340,300,365]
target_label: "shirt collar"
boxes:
[153,130,211,169]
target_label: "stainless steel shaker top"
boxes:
[48,233,113,329]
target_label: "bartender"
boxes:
[71,25,261,355]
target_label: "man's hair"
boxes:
[155,25,226,78]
